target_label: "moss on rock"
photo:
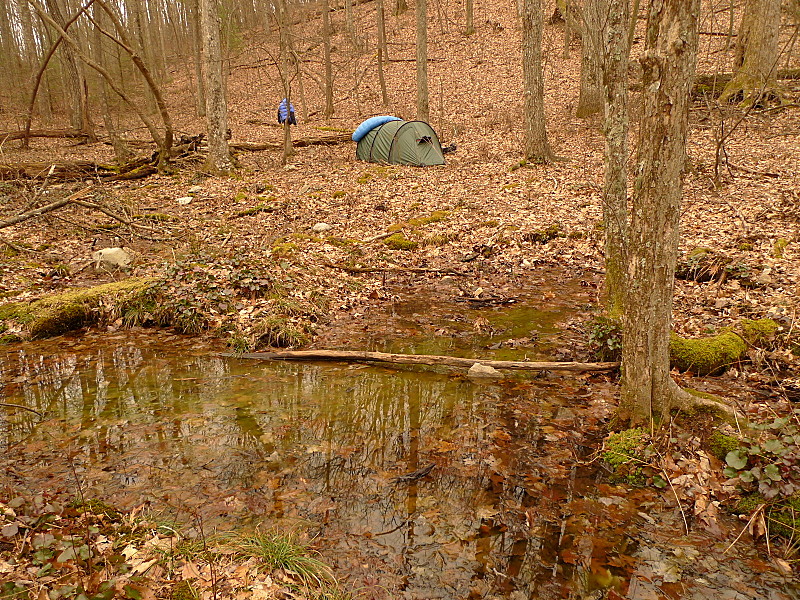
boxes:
[669,331,747,376]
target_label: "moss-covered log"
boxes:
[669,331,747,375]
[0,278,156,340]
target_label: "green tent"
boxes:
[356,120,445,166]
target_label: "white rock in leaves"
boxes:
[467,363,500,377]
[176,196,193,205]
[312,222,332,233]
[92,247,133,269]
[188,185,203,194]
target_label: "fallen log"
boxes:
[231,133,351,152]
[224,349,620,372]
[0,157,156,181]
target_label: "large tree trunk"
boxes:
[200,0,233,174]
[619,0,701,425]
[521,0,553,162]
[416,0,429,121]
[601,0,629,316]
[576,0,604,118]
[719,0,781,105]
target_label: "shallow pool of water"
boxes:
[1,330,795,599]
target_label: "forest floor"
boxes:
[1,0,800,597]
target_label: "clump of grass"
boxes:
[227,530,333,585]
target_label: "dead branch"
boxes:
[225,349,620,372]
[0,186,92,229]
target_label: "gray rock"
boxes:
[188,185,203,194]
[467,363,500,377]
[92,247,133,269]
[176,196,193,205]
[312,222,332,233]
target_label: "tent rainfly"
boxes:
[352,117,445,167]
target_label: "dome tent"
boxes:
[354,119,445,167]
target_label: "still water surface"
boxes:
[1,327,793,599]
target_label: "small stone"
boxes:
[312,222,332,233]
[176,196,193,205]
[188,185,203,194]
[468,363,500,377]
[92,247,133,269]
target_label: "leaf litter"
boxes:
[1,0,800,598]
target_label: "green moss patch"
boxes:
[384,233,418,251]
[669,331,747,375]
[707,431,741,460]
[738,318,779,347]
[0,278,156,339]
[603,428,649,486]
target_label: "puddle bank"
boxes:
[1,331,796,599]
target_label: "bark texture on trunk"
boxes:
[620,0,701,425]
[602,0,629,316]
[521,0,553,162]
[720,0,781,104]
[200,0,233,174]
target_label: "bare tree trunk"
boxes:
[576,0,604,118]
[191,0,206,117]
[43,0,91,135]
[278,0,293,163]
[92,3,133,163]
[521,0,553,162]
[465,0,475,35]
[720,0,781,104]
[395,0,408,16]
[94,0,174,167]
[200,0,233,174]
[376,0,389,107]
[322,0,334,118]
[602,0,628,316]
[620,0,701,425]
[416,0,429,121]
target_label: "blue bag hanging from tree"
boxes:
[277,98,297,125]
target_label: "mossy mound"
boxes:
[384,233,418,251]
[603,428,649,486]
[669,331,747,376]
[0,278,156,339]
[706,430,740,460]
[732,492,800,539]
[738,318,779,348]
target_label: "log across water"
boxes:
[224,349,620,372]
